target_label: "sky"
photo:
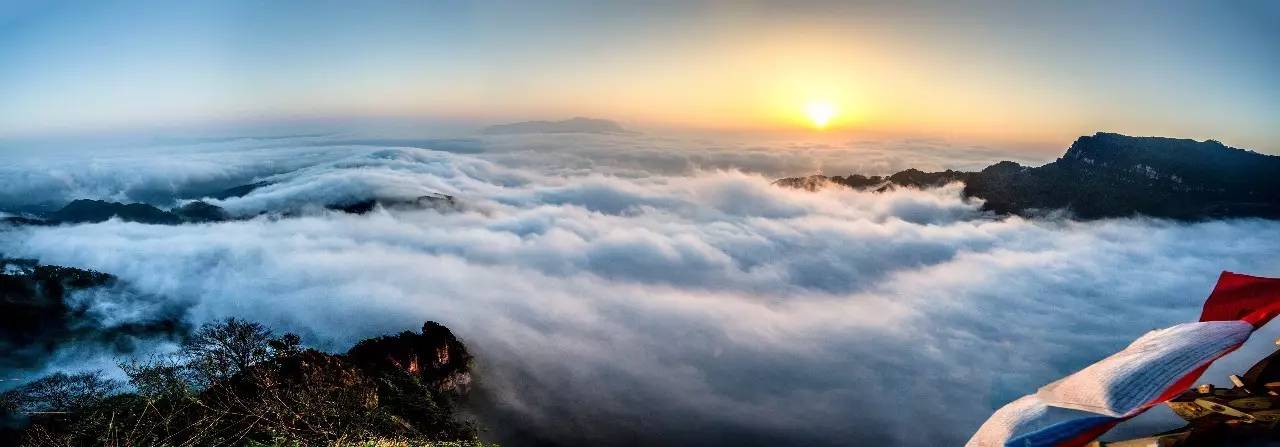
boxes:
[1,0,1278,151]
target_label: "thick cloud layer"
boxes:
[0,133,1042,210]
[0,136,372,208]
[1,134,1277,445]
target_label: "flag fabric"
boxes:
[1199,272,1280,327]
[966,271,1280,447]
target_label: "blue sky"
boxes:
[1,0,1277,151]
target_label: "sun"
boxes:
[804,100,838,129]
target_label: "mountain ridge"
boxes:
[1,190,458,226]
[481,117,635,135]
[776,133,1280,220]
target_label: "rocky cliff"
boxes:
[777,133,1280,220]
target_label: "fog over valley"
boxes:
[2,133,1277,445]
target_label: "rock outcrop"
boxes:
[347,321,474,394]
[2,318,480,446]
[776,133,1280,220]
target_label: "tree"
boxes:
[182,318,275,383]
[0,372,119,415]
[3,319,481,446]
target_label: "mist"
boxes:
[2,133,1277,445]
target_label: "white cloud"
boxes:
[0,132,1043,211]
[1,135,1277,445]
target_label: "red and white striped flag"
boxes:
[967,272,1280,447]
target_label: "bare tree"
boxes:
[181,318,274,383]
[0,372,119,415]
[3,319,480,446]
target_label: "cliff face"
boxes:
[969,133,1280,219]
[777,133,1280,220]
[346,321,474,394]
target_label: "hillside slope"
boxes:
[777,133,1280,220]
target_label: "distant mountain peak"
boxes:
[481,117,635,135]
[776,132,1280,220]
[1064,132,1251,163]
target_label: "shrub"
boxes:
[1,319,482,446]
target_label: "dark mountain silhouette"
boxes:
[172,201,229,222]
[1,189,458,226]
[0,258,186,371]
[46,199,183,224]
[207,180,459,215]
[776,133,1280,220]
[481,117,634,135]
[327,193,457,214]
[4,199,230,225]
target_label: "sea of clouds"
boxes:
[1,133,1278,445]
